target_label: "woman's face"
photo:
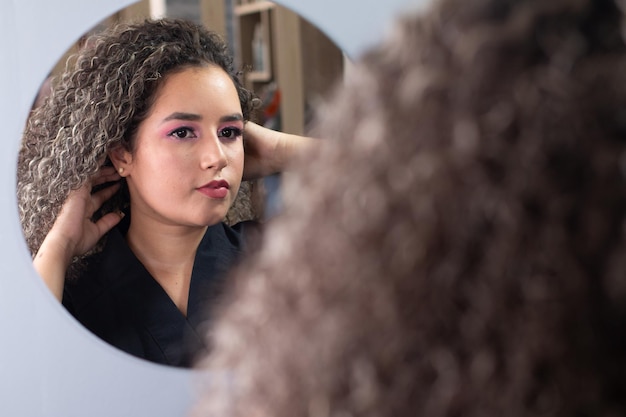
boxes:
[116,65,245,229]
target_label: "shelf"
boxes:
[246,70,272,82]
[234,0,274,16]
[226,0,344,135]
[237,7,273,83]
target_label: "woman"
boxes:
[18,18,308,367]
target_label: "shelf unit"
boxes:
[228,0,344,135]
[235,1,274,84]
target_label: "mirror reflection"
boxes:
[18,0,345,368]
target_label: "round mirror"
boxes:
[20,0,346,369]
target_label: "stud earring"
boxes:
[118,167,124,175]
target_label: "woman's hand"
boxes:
[33,166,124,301]
[242,122,316,180]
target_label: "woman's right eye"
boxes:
[168,127,197,140]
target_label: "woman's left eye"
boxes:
[219,127,243,139]
[169,127,197,140]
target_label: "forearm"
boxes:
[33,234,74,302]
[243,122,317,179]
[272,130,316,174]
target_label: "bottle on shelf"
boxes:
[252,22,265,72]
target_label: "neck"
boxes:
[125,214,207,316]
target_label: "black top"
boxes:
[62,220,248,368]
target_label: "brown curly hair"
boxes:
[18,18,256,258]
[195,0,626,416]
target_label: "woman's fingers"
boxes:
[94,211,124,237]
[90,182,121,210]
[91,166,122,188]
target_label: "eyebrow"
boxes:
[220,113,244,123]
[161,112,244,124]
[163,112,202,123]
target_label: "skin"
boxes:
[33,65,316,313]
[115,66,245,230]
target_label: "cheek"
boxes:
[228,142,245,170]
[133,147,192,185]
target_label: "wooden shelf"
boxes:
[237,7,273,83]
[234,1,274,16]
[246,70,272,82]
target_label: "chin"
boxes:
[201,211,230,227]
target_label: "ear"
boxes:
[108,145,133,177]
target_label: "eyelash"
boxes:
[219,126,243,140]
[168,126,197,140]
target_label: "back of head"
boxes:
[197,0,626,416]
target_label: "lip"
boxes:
[197,180,230,199]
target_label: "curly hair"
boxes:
[195,0,626,416]
[17,18,256,258]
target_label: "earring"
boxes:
[118,167,124,175]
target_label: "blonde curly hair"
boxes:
[18,18,256,261]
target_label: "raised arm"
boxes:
[33,167,124,301]
[242,121,317,180]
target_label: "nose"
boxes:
[200,134,228,171]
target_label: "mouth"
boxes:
[197,180,230,199]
